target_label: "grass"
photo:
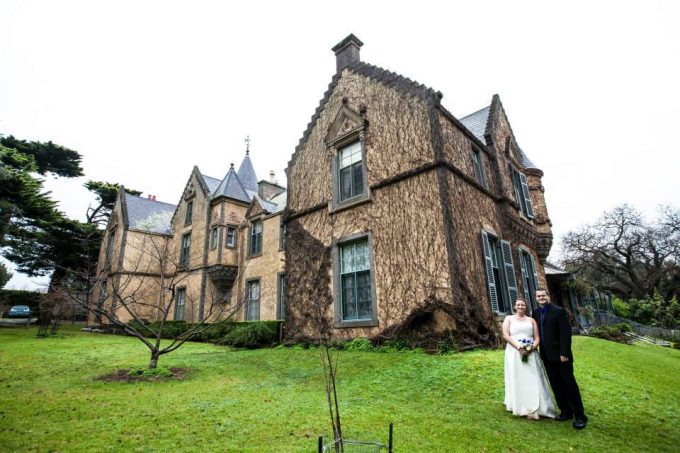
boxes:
[0,325,678,452]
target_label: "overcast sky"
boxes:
[2,0,679,290]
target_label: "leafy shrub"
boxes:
[219,322,278,348]
[627,293,680,329]
[343,337,375,352]
[588,323,632,343]
[612,297,630,318]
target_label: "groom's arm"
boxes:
[557,308,572,358]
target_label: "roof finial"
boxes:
[245,135,250,155]
[230,162,234,169]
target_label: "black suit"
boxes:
[533,303,586,420]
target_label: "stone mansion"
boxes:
[94,35,554,343]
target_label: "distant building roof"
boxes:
[124,193,176,234]
[544,262,572,276]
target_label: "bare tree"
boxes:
[561,204,680,301]
[63,229,253,369]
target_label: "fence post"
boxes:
[388,423,393,453]
[318,436,323,453]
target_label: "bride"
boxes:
[503,298,557,419]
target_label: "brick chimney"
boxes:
[332,34,363,73]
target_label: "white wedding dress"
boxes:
[504,317,558,418]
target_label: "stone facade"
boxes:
[92,35,554,348]
[91,153,286,325]
[283,35,553,345]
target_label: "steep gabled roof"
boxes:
[237,153,259,196]
[459,106,491,143]
[213,164,250,203]
[459,97,539,171]
[201,174,221,195]
[288,60,440,175]
[123,193,175,234]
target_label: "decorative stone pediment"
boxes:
[325,102,366,146]
[184,183,196,201]
[246,199,266,219]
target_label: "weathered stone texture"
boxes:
[288,70,435,213]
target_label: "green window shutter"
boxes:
[519,173,534,218]
[500,240,517,309]
[518,248,531,302]
[481,231,499,312]
[528,253,540,292]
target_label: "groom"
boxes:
[533,288,588,429]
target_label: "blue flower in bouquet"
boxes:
[517,338,534,362]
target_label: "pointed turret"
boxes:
[214,163,250,202]
[237,151,259,197]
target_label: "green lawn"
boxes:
[0,325,678,452]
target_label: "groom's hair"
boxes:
[536,288,549,295]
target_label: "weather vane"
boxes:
[245,135,250,155]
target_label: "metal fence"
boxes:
[589,310,679,341]
[319,424,393,453]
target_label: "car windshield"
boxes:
[11,306,29,311]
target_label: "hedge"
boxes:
[126,320,283,348]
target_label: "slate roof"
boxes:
[124,193,176,234]
[459,104,538,170]
[237,154,259,195]
[213,164,250,203]
[458,106,490,143]
[268,191,287,213]
[202,174,222,196]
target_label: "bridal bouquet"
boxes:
[517,338,534,362]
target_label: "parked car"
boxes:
[7,305,31,318]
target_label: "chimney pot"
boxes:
[332,34,363,73]
[152,195,156,201]
[147,194,152,200]
[270,170,276,183]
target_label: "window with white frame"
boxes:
[174,288,186,321]
[245,280,260,321]
[226,225,237,248]
[339,238,373,321]
[337,140,364,202]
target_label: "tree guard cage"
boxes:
[318,423,393,453]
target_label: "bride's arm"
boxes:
[531,317,541,349]
[502,316,520,349]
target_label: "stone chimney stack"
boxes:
[269,170,276,183]
[332,34,363,73]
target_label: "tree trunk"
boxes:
[149,350,160,369]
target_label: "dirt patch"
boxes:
[96,367,191,383]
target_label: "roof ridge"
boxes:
[349,61,438,101]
